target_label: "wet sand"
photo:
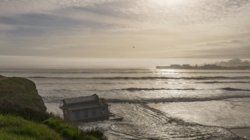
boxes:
[230,128,250,140]
[148,98,250,139]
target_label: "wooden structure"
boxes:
[59,94,110,122]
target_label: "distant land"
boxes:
[156,58,250,70]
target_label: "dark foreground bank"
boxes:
[0,75,107,140]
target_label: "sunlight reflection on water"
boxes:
[1,69,249,139]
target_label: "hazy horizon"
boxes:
[1,1,250,139]
[0,0,250,69]
[0,55,249,69]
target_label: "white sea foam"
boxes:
[148,98,250,128]
[1,69,249,139]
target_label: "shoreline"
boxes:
[148,98,250,139]
[229,128,250,140]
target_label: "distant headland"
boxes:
[156,58,250,70]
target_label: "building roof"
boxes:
[66,102,102,111]
[63,94,98,105]
[60,94,108,111]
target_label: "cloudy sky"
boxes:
[0,0,250,68]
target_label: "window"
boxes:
[75,111,80,120]
[64,110,68,119]
[84,110,88,118]
[101,108,105,115]
[92,109,96,116]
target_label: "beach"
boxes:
[1,69,250,139]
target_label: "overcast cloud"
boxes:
[0,0,250,61]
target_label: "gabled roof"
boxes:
[60,94,109,111]
[66,102,102,111]
[63,94,98,105]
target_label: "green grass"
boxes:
[0,75,107,140]
[43,117,106,140]
[0,114,61,140]
[0,112,107,140]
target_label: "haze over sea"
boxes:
[1,68,250,139]
[1,0,250,139]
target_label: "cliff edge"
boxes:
[0,75,106,140]
[0,75,46,112]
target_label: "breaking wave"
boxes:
[220,87,250,91]
[121,87,250,92]
[44,94,250,104]
[197,81,250,84]
[122,88,196,91]
[106,95,250,104]
[28,76,250,80]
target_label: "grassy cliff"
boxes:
[0,76,46,112]
[0,114,61,140]
[0,75,106,140]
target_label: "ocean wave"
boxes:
[220,87,250,91]
[106,95,250,103]
[44,93,250,104]
[40,87,250,93]
[40,82,126,85]
[156,71,250,74]
[197,81,250,84]
[121,87,250,92]
[122,88,196,91]
[28,76,250,80]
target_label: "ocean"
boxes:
[1,69,250,139]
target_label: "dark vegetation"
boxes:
[0,114,61,140]
[0,75,107,140]
[44,118,105,140]
[0,76,46,112]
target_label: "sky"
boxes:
[0,0,250,68]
